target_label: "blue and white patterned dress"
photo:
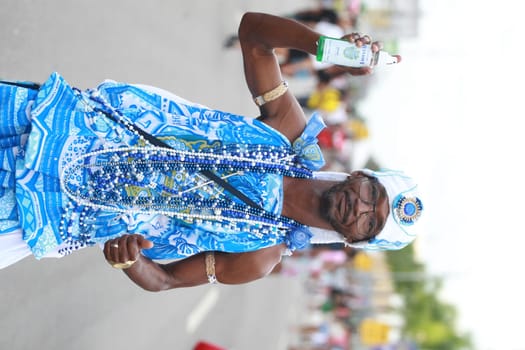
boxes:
[0,73,326,264]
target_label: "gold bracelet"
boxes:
[205,252,218,284]
[253,80,288,107]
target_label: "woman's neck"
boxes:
[281,177,335,230]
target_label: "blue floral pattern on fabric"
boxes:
[3,73,326,260]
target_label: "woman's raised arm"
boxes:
[238,12,373,142]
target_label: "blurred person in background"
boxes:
[301,70,354,172]
[278,7,346,78]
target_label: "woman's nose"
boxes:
[354,196,374,216]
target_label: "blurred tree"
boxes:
[385,245,473,350]
[363,156,381,171]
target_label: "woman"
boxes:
[0,13,422,290]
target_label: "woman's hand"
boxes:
[335,32,401,75]
[103,234,154,269]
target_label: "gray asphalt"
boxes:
[0,1,316,349]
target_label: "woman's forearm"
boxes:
[122,246,286,291]
[122,256,176,292]
[123,253,213,291]
[239,12,320,55]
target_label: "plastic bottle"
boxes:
[316,35,399,68]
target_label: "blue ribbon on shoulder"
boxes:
[292,113,326,171]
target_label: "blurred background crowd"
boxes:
[221,0,471,349]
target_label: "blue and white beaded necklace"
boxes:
[59,89,314,251]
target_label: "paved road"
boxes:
[0,1,317,349]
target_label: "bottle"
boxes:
[316,35,399,68]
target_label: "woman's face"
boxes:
[320,172,390,243]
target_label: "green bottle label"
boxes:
[316,36,327,62]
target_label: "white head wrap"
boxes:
[310,169,423,251]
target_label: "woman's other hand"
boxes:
[103,234,154,269]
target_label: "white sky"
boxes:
[358,1,525,349]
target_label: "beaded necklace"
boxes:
[58,88,314,253]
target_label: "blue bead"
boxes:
[404,203,416,216]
